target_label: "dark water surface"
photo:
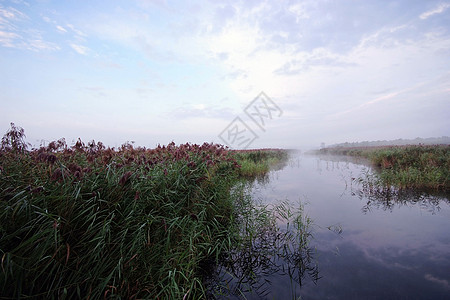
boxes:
[216,153,450,299]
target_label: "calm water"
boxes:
[214,153,450,299]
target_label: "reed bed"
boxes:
[0,123,293,299]
[318,145,450,191]
[230,149,289,177]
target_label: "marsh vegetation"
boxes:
[0,123,304,299]
[317,145,449,191]
[3,123,448,299]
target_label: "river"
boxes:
[212,152,450,299]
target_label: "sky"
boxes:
[1,0,449,149]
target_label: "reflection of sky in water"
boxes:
[247,154,450,299]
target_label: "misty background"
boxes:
[1,0,449,149]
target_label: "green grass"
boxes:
[231,149,289,177]
[317,145,450,191]
[0,123,292,299]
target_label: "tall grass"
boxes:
[0,123,294,299]
[0,124,240,298]
[353,170,449,214]
[317,145,449,191]
[231,149,289,177]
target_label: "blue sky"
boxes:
[1,0,449,149]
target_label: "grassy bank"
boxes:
[317,145,450,191]
[0,124,290,299]
[231,149,289,177]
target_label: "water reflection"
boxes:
[315,154,449,215]
[238,153,450,299]
[206,153,450,299]
[353,186,449,214]
[207,182,321,299]
[300,238,450,300]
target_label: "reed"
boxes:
[317,145,449,190]
[231,149,289,177]
[0,123,293,299]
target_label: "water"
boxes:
[213,153,450,299]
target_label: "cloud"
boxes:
[288,2,310,22]
[352,24,415,55]
[0,28,60,51]
[0,30,20,47]
[27,39,60,51]
[41,15,87,46]
[222,69,248,80]
[0,5,27,21]
[0,6,61,52]
[424,274,450,290]
[211,4,236,33]
[327,76,441,120]
[2,0,449,147]
[87,13,200,63]
[70,43,89,55]
[56,25,67,33]
[419,3,450,20]
[329,91,402,118]
[169,105,235,120]
[136,0,169,10]
[96,61,122,69]
[0,6,27,41]
[9,0,30,7]
[66,24,87,37]
[274,48,357,76]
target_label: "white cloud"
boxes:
[9,0,30,7]
[0,30,60,51]
[0,30,20,47]
[424,274,450,289]
[0,6,27,20]
[288,3,310,23]
[0,7,62,52]
[27,39,60,51]
[169,104,235,120]
[56,25,67,33]
[81,1,450,139]
[205,20,286,99]
[2,0,450,147]
[199,0,450,143]
[419,3,450,19]
[66,24,87,37]
[42,16,51,23]
[70,43,89,55]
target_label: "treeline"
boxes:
[328,136,450,148]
